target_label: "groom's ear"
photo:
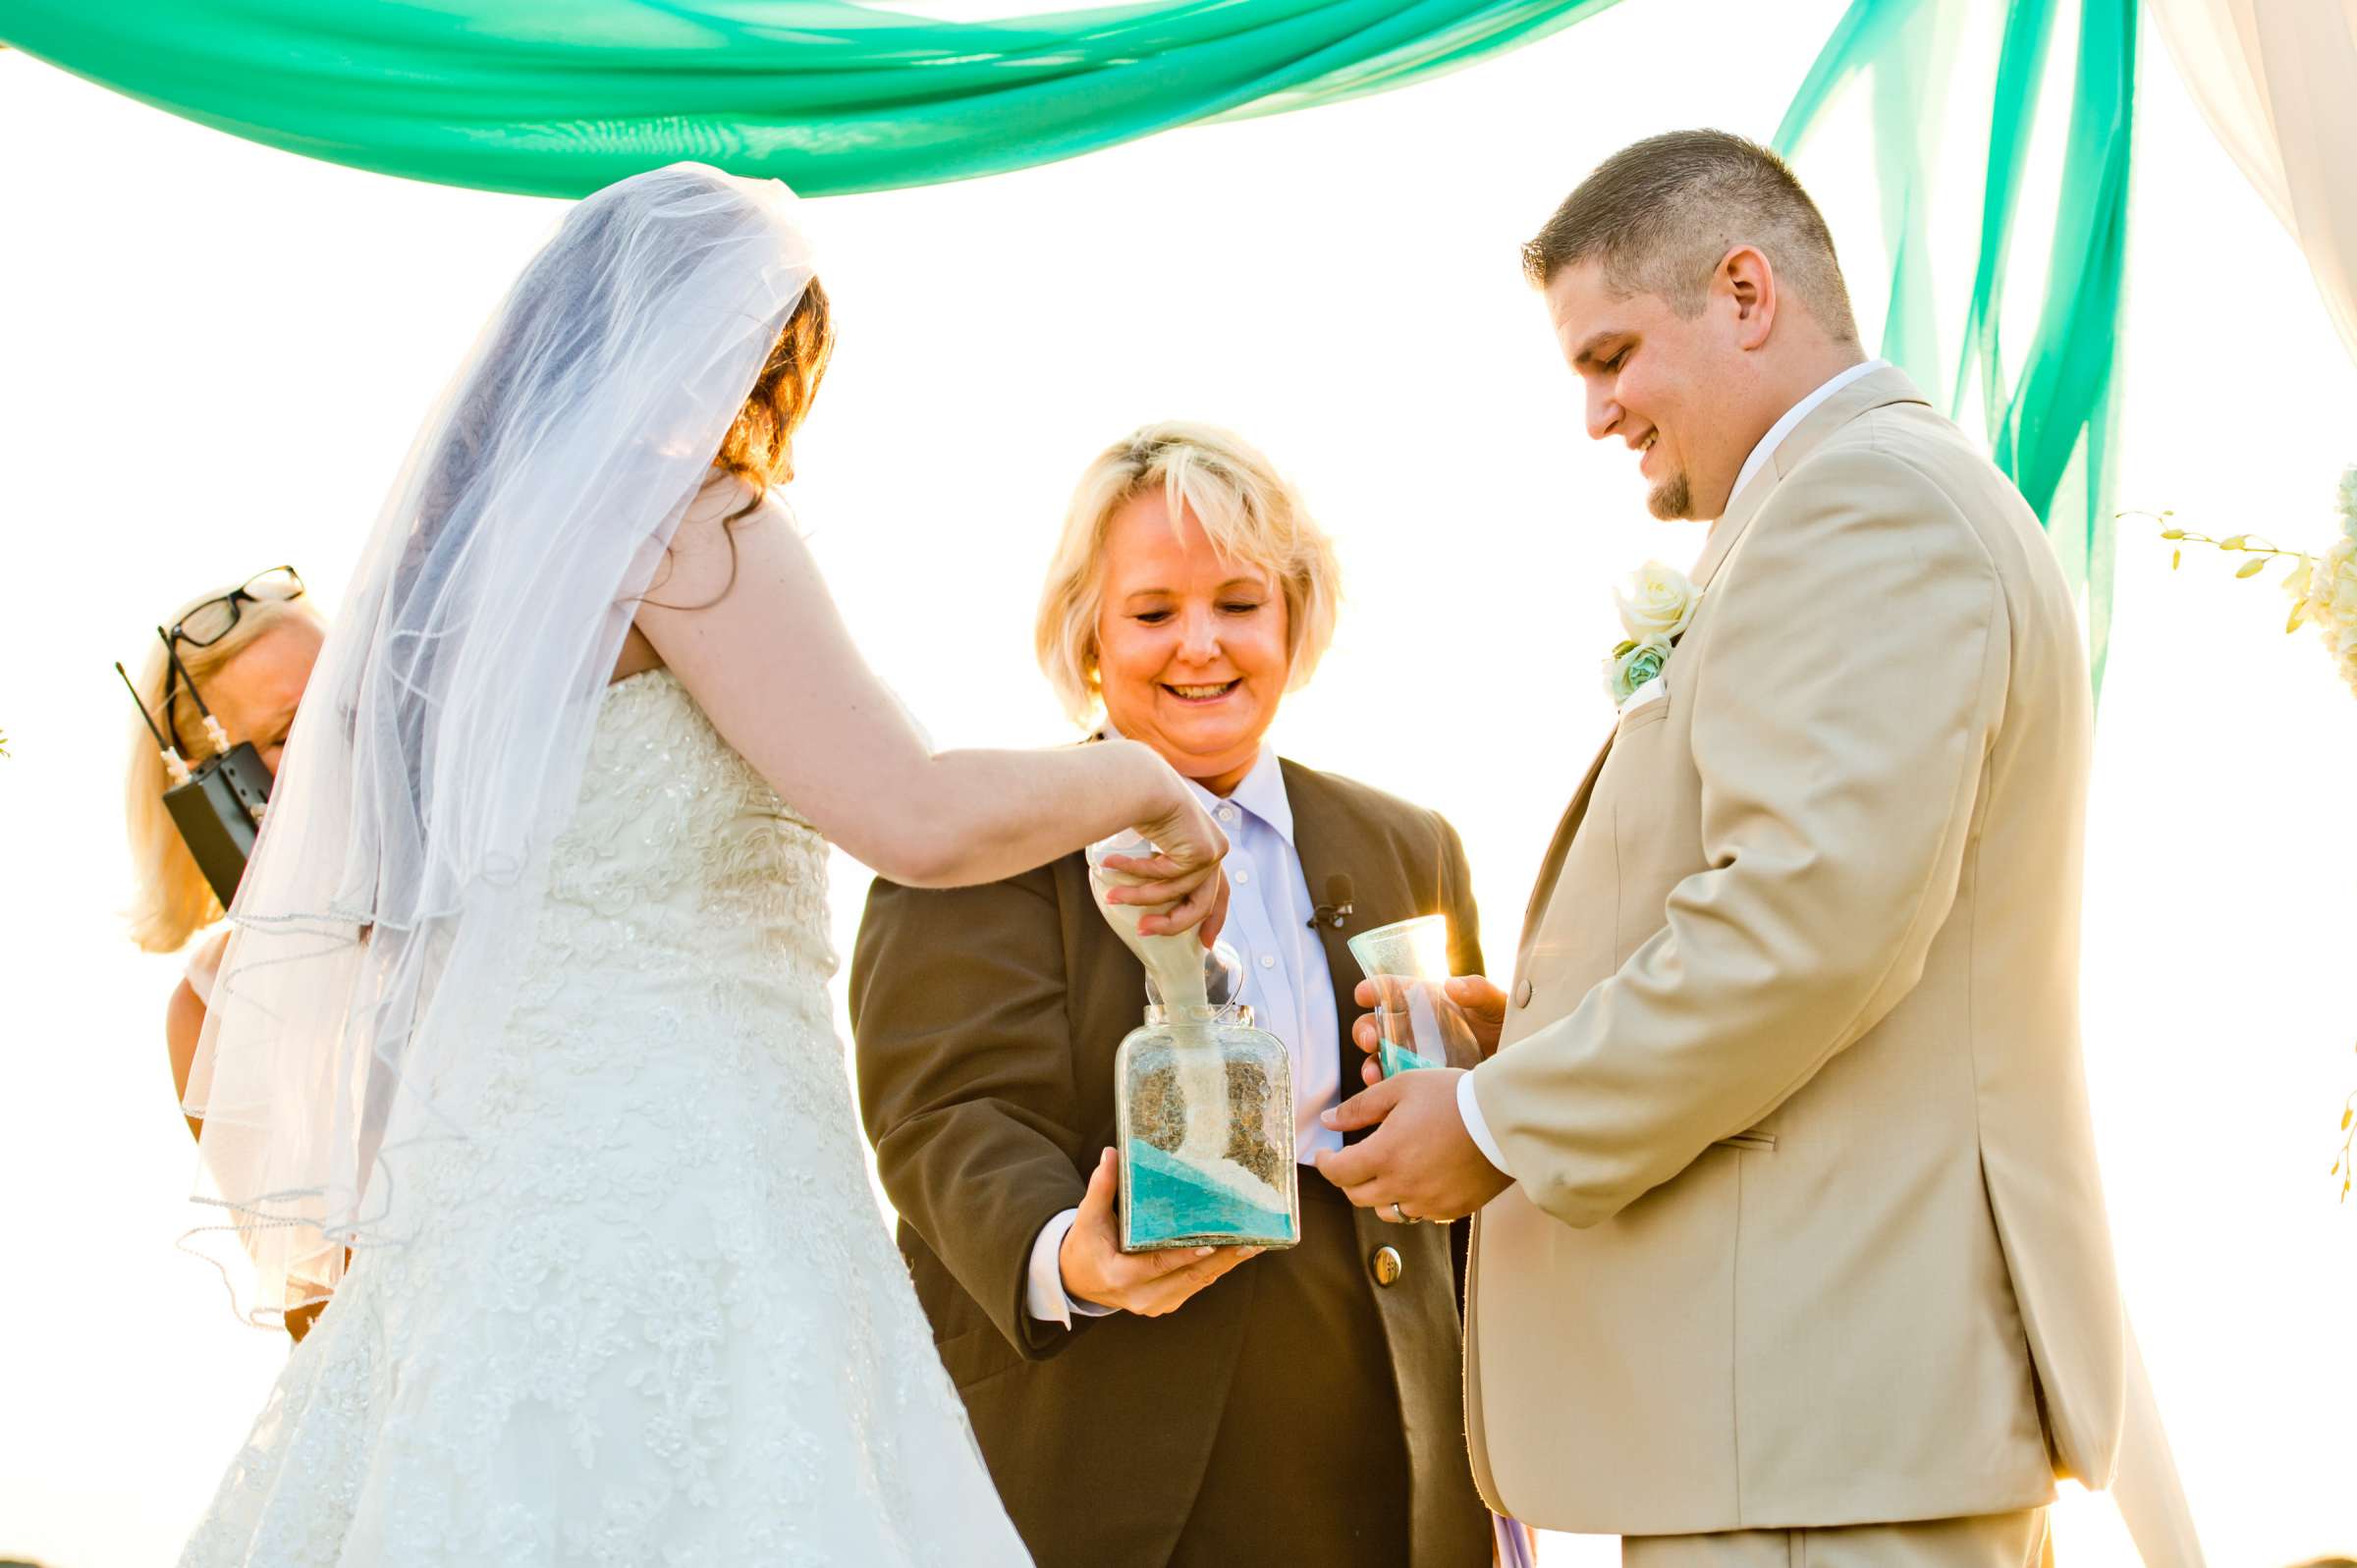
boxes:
[1716,244,1779,351]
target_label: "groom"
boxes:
[1317,130,2128,1565]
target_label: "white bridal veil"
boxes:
[182,163,818,1325]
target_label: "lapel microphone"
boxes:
[1306,874,1354,931]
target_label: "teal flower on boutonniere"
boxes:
[1606,635,1672,705]
[1603,560,1699,706]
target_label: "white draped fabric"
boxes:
[2115,1318,2207,1568]
[2147,0,2357,362]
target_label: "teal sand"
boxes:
[1379,1039,1445,1077]
[1124,1141,1296,1249]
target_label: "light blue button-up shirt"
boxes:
[1181,745,1343,1165]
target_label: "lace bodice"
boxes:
[545,668,836,992]
[179,669,1033,1568]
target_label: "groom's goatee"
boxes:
[1648,474,1694,520]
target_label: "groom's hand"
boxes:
[1348,975,1508,1087]
[1313,1069,1512,1223]
[1060,1148,1262,1317]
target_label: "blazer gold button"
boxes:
[1513,977,1533,1008]
[1370,1245,1403,1287]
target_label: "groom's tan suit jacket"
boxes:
[1464,365,2126,1535]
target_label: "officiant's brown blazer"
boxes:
[851,759,1489,1568]
[1464,365,2129,1535]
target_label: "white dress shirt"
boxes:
[1729,357,1889,511]
[1454,358,1891,1180]
[1027,743,1342,1326]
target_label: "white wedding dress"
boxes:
[181,670,1033,1567]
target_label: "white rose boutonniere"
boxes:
[1615,560,1701,641]
[1603,560,1700,706]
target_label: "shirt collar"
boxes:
[1186,743,1294,846]
[1099,719,1293,847]
[1727,357,1889,511]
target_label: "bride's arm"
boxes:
[635,485,1222,905]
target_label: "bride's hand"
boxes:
[1098,776,1230,945]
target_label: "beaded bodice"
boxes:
[540,668,836,995]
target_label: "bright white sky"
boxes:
[2,3,2353,1564]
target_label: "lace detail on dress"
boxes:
[181,671,1030,1568]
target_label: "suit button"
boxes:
[1513,977,1533,1008]
[1370,1245,1403,1287]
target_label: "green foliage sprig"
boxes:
[2122,508,2319,621]
[2127,471,2357,1200]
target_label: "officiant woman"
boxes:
[852,422,1490,1568]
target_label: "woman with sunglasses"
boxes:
[123,567,320,1146]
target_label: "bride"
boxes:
[176,164,1226,1566]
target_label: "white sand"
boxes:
[1089,862,1234,1174]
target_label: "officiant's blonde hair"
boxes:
[1037,422,1340,726]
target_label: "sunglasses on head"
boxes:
[161,566,306,756]
[170,566,305,650]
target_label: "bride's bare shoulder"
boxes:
[646,472,805,605]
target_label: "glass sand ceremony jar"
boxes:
[1086,832,1299,1254]
[1113,956,1300,1253]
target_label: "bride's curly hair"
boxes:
[713,278,834,508]
[641,277,833,611]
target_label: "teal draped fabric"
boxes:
[1774,0,2137,689]
[0,1,1621,199]
[5,0,2136,684]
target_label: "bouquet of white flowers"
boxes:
[2283,468,2357,696]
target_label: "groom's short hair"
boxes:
[1523,130,1860,346]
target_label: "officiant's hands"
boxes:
[1061,1148,1263,1317]
[1347,975,1508,1087]
[1314,1069,1513,1224]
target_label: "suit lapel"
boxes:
[1514,729,1615,973]
[1061,851,1145,1117]
[1279,759,1387,1124]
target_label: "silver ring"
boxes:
[1388,1202,1408,1223]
